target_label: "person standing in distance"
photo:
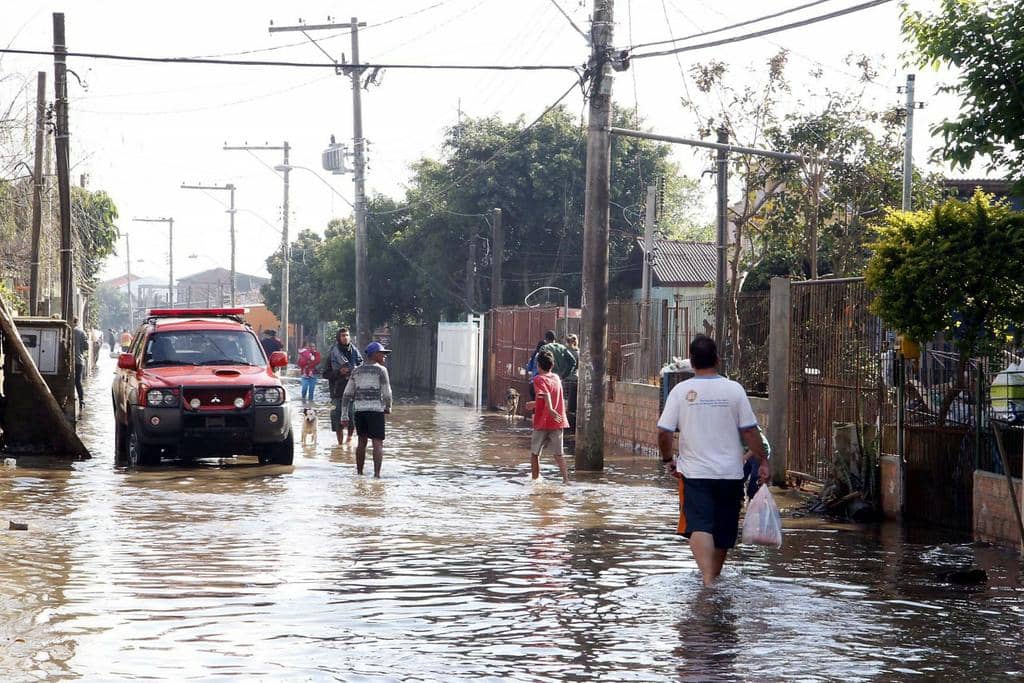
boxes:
[657,335,768,587]
[72,317,87,410]
[340,342,393,478]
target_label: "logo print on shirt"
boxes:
[686,390,698,403]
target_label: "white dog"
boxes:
[300,407,318,446]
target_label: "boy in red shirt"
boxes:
[524,350,570,484]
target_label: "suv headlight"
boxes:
[146,388,179,407]
[253,387,285,406]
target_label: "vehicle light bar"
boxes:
[147,308,248,317]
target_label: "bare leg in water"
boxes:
[689,531,728,587]
[355,435,368,474]
[371,438,383,477]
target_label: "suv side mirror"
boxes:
[117,353,137,370]
[269,351,288,368]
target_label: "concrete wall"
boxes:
[880,455,902,519]
[974,470,1023,550]
[604,380,770,457]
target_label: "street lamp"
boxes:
[525,286,570,336]
[132,217,174,307]
[180,182,237,305]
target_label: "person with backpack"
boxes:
[539,330,576,381]
[324,328,363,444]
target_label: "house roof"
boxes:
[176,267,268,290]
[636,239,717,285]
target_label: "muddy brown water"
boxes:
[1,356,1022,681]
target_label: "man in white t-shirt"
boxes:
[657,335,769,587]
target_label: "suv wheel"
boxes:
[114,420,128,466]
[259,432,294,466]
[126,426,161,468]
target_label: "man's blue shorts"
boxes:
[682,478,745,549]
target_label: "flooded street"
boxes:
[1,356,1022,681]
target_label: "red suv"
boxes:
[112,308,293,467]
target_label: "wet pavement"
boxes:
[1,355,1022,681]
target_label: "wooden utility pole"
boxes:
[29,71,46,316]
[52,13,73,323]
[575,0,614,472]
[490,208,503,309]
[348,18,370,347]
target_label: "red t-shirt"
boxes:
[532,372,568,430]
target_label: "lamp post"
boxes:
[180,182,237,304]
[131,217,174,307]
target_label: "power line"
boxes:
[628,0,895,60]
[0,47,579,71]
[547,0,589,42]
[630,0,840,51]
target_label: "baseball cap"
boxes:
[365,341,392,356]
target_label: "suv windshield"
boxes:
[143,330,266,368]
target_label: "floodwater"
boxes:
[1,356,1022,682]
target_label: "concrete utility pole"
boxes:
[490,208,503,310]
[29,71,46,316]
[901,74,917,211]
[52,13,73,323]
[641,184,656,362]
[576,0,614,472]
[269,17,369,346]
[131,218,174,306]
[225,142,291,354]
[125,235,133,328]
[715,127,729,351]
[181,183,237,305]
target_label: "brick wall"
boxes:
[604,380,771,457]
[973,470,1023,550]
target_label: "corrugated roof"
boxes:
[636,239,717,285]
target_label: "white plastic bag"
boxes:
[742,485,782,548]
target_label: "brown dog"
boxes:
[505,387,521,422]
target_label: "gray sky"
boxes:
[1,0,960,283]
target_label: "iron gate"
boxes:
[787,278,888,482]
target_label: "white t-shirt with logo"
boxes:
[657,375,758,480]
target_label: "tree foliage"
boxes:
[902,0,1024,190]
[866,191,1024,421]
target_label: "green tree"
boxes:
[95,282,129,330]
[865,191,1024,423]
[71,187,120,284]
[261,229,326,333]
[902,0,1024,190]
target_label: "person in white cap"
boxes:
[340,341,393,477]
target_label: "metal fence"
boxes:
[786,278,888,483]
[607,292,769,394]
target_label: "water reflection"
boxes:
[0,355,1021,680]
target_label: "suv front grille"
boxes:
[182,386,253,411]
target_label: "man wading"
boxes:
[657,335,769,587]
[325,328,363,444]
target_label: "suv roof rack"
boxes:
[145,308,249,324]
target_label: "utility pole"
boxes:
[269,16,369,346]
[466,239,477,312]
[490,208,503,310]
[29,71,46,316]
[181,183,237,305]
[131,218,174,306]
[576,0,614,472]
[714,126,728,352]
[901,74,917,211]
[125,235,133,329]
[225,142,291,353]
[52,13,73,323]
[641,184,656,365]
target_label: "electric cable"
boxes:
[0,47,579,71]
[628,0,895,60]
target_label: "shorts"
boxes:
[354,411,386,440]
[682,478,744,549]
[531,429,564,456]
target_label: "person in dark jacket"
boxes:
[540,330,576,381]
[260,329,283,356]
[324,327,363,444]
